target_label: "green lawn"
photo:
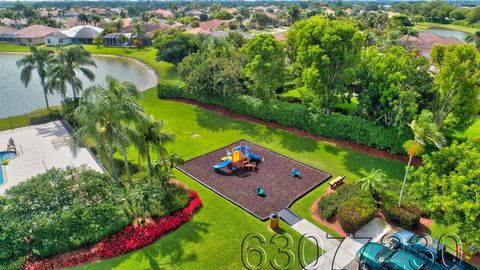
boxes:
[0,107,60,131]
[415,22,479,34]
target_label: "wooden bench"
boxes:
[329,176,345,189]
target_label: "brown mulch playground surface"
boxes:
[178,140,331,220]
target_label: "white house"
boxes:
[45,31,72,46]
[44,25,103,46]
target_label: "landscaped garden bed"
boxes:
[178,140,331,220]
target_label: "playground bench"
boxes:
[329,176,345,189]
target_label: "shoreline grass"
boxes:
[415,22,479,34]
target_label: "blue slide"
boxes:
[240,145,262,161]
[213,159,231,170]
[249,153,262,161]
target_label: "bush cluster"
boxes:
[337,196,376,233]
[382,199,421,229]
[23,192,202,270]
[0,167,192,270]
[158,84,411,153]
[317,185,362,221]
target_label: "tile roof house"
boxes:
[148,9,173,18]
[402,31,462,57]
[186,9,203,17]
[16,25,59,45]
[199,19,230,31]
[45,25,103,46]
[187,28,211,35]
[0,26,19,44]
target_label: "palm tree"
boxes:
[47,46,96,99]
[77,13,90,25]
[75,75,146,186]
[466,31,480,50]
[356,169,387,197]
[398,110,445,207]
[16,46,54,110]
[133,116,175,176]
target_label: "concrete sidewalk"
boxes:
[292,218,391,269]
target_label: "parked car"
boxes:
[356,242,429,270]
[390,230,477,270]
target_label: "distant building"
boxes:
[45,26,103,46]
[402,31,462,57]
[199,19,230,31]
[0,26,19,44]
[16,25,59,45]
[186,9,203,18]
[148,9,173,18]
[104,33,132,47]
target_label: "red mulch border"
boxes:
[163,98,422,166]
[22,190,202,270]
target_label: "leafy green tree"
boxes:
[226,31,246,48]
[430,44,480,134]
[355,46,435,128]
[356,169,387,197]
[251,12,270,29]
[287,16,364,113]
[466,6,480,24]
[213,10,233,20]
[179,40,245,97]
[241,34,286,100]
[75,75,146,185]
[153,32,199,66]
[134,115,175,176]
[47,46,96,99]
[411,138,480,246]
[16,46,54,110]
[238,6,250,19]
[399,110,445,207]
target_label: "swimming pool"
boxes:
[0,151,16,185]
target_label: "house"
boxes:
[45,26,103,46]
[186,9,203,18]
[402,31,462,57]
[45,31,72,46]
[0,26,19,44]
[186,28,211,35]
[16,25,59,45]
[61,25,103,45]
[148,9,173,18]
[0,18,28,28]
[199,19,229,31]
[104,33,132,47]
[209,31,229,38]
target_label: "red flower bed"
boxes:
[23,191,201,270]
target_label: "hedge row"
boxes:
[158,81,410,154]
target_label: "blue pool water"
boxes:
[0,151,16,185]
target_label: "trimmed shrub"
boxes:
[382,200,421,229]
[317,193,340,221]
[317,185,368,221]
[337,196,376,233]
[157,85,411,153]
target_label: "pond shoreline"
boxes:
[0,51,160,91]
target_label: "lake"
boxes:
[421,27,469,42]
[0,53,158,118]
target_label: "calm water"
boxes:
[421,28,469,42]
[0,53,157,118]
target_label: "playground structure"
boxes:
[212,145,262,172]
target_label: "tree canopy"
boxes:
[287,16,364,113]
[153,32,199,66]
[241,34,286,100]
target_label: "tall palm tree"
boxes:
[16,46,54,110]
[47,46,96,99]
[75,75,146,186]
[466,31,480,50]
[133,116,175,176]
[398,110,445,206]
[357,169,387,197]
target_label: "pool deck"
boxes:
[0,121,104,194]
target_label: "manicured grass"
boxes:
[0,107,60,131]
[281,88,301,98]
[82,45,178,81]
[415,22,479,34]
[0,44,29,53]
